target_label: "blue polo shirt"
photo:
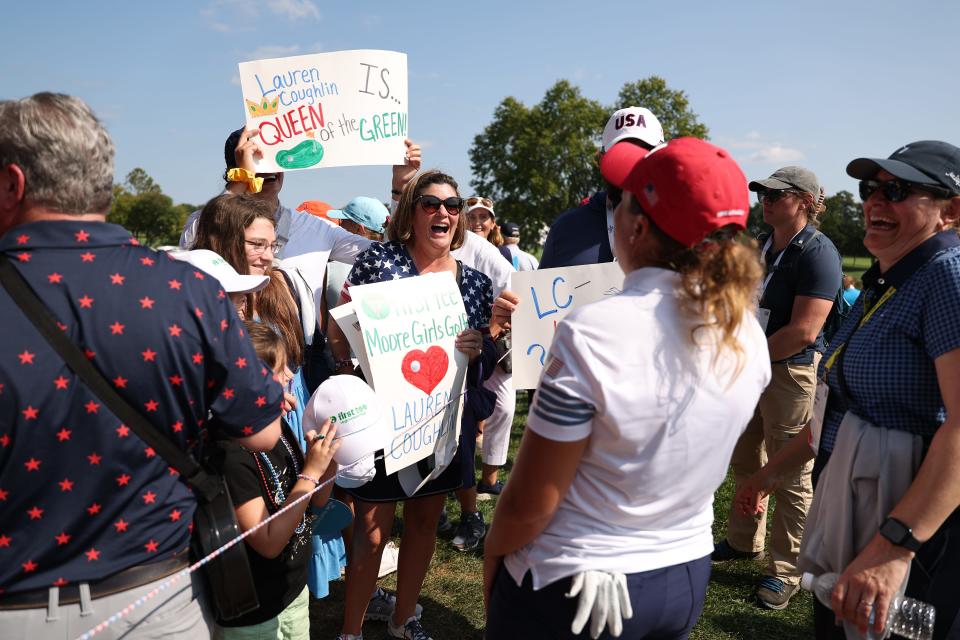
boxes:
[0,221,282,595]
[819,232,960,455]
[539,192,613,269]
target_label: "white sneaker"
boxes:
[378,540,399,578]
[387,615,433,640]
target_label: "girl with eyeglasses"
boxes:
[327,170,508,640]
[734,141,960,639]
[713,166,843,610]
[193,192,349,606]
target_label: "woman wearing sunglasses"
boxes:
[329,170,503,640]
[713,166,843,610]
[733,141,960,639]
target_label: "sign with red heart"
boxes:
[401,346,449,395]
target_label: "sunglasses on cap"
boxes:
[858,179,953,203]
[466,196,494,209]
[415,195,464,215]
[757,189,800,204]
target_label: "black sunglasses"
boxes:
[858,179,953,203]
[757,189,798,204]
[415,195,464,215]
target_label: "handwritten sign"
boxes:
[238,49,407,173]
[349,272,468,479]
[511,263,624,389]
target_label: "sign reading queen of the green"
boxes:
[349,273,469,490]
[238,49,408,173]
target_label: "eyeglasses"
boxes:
[858,179,953,203]
[466,196,494,209]
[757,189,799,204]
[415,195,464,215]
[245,239,284,254]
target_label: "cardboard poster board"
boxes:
[238,49,407,173]
[510,262,624,389]
[349,272,468,477]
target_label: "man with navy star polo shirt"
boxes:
[0,93,284,638]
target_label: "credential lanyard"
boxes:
[822,285,897,376]
[758,229,805,300]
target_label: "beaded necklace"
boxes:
[251,434,308,535]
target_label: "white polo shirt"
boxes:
[504,267,770,589]
[451,230,513,297]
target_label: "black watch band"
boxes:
[879,517,922,552]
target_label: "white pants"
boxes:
[481,367,516,467]
[0,571,212,640]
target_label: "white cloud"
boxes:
[229,73,241,86]
[245,44,301,61]
[749,144,805,163]
[268,0,320,20]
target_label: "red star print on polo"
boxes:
[87,503,101,515]
[116,424,130,437]
[24,458,41,471]
[222,388,235,400]
[140,256,155,266]
[109,321,125,335]
[144,399,159,412]
[169,509,182,522]
[58,478,74,492]
[17,252,31,262]
[110,272,125,285]
[145,540,159,553]
[22,406,39,420]
[16,234,29,244]
[87,452,102,465]
[56,428,71,441]
[235,357,247,368]
[54,376,69,390]
[116,474,131,487]
[144,447,156,458]
[18,350,35,365]
[84,348,96,360]
[84,400,100,414]
[141,348,157,362]
[220,319,229,331]
[0,434,10,447]
[75,230,90,242]
[113,375,128,388]
[193,271,205,280]
[47,272,63,283]
[169,324,182,337]
[85,548,100,561]
[192,353,203,364]
[142,491,157,504]
[0,535,12,548]
[140,296,155,309]
[80,252,95,262]
[255,396,266,407]
[27,506,44,520]
[78,294,94,308]
[114,519,129,532]
[55,532,71,545]
[168,374,183,386]
[168,278,182,290]
[171,420,183,432]
[194,307,204,319]
[22,560,38,573]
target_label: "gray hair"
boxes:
[0,93,115,214]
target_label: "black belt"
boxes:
[0,548,190,610]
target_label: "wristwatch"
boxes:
[879,517,922,552]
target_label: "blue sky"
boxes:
[4,1,958,212]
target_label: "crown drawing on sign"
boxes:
[245,96,280,117]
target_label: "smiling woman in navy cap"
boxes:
[484,138,771,639]
[734,141,960,639]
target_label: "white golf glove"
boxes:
[565,570,633,638]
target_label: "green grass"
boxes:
[843,255,873,284]
[309,394,814,638]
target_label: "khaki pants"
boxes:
[726,357,818,584]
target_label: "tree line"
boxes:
[108,168,194,247]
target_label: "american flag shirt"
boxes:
[0,221,283,595]
[343,241,493,329]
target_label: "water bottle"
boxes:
[800,572,935,640]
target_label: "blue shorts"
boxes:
[486,554,711,639]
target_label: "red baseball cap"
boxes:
[600,137,749,248]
